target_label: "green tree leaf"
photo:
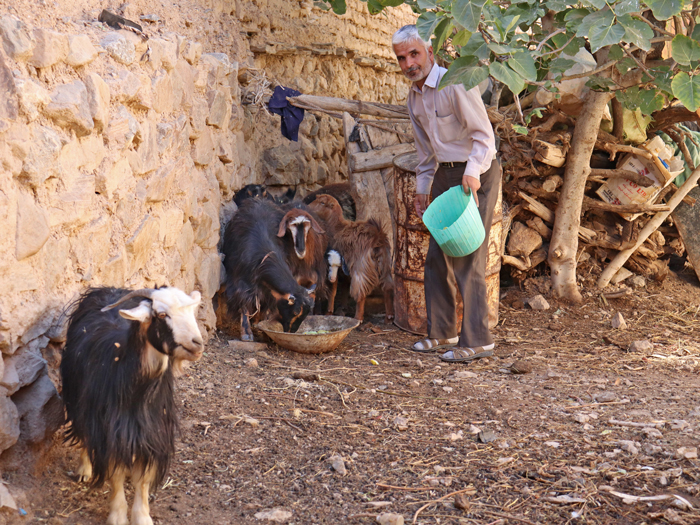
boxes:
[645,0,682,20]
[614,0,640,15]
[586,75,617,90]
[576,10,613,40]
[440,55,490,91]
[488,43,516,55]
[615,86,641,110]
[416,11,441,41]
[323,0,347,14]
[508,51,537,82]
[460,37,491,60]
[549,57,576,76]
[418,0,440,8]
[452,0,487,32]
[582,0,607,10]
[639,89,665,114]
[512,124,528,134]
[671,34,700,66]
[452,29,472,47]
[433,17,453,50]
[617,14,654,51]
[490,61,526,94]
[589,20,626,53]
[608,44,625,60]
[672,71,700,111]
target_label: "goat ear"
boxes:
[277,214,290,237]
[118,302,152,323]
[309,216,325,234]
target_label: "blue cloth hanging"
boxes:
[268,86,305,141]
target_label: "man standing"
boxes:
[392,25,500,363]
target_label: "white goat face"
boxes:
[119,288,203,360]
[289,215,311,259]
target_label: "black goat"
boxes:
[233,183,296,208]
[303,182,356,221]
[61,286,203,525]
[222,199,315,340]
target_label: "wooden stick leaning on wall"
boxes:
[598,165,700,288]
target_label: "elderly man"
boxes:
[392,25,500,363]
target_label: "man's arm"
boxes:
[451,85,496,183]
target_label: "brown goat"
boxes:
[277,205,329,304]
[308,195,394,323]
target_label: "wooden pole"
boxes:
[349,143,416,173]
[291,94,409,119]
[598,165,700,288]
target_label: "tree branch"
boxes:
[634,13,675,36]
[535,27,567,53]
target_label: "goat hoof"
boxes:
[107,510,128,525]
[241,334,254,342]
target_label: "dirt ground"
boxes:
[4,269,700,525]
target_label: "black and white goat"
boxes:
[61,287,203,525]
[222,198,316,340]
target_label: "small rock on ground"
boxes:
[628,340,653,352]
[376,512,404,525]
[527,294,550,310]
[330,455,347,475]
[630,275,646,289]
[611,312,627,329]
[254,508,293,522]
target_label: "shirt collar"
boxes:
[411,62,441,94]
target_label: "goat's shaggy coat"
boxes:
[222,199,315,338]
[61,286,202,525]
[308,195,394,322]
[303,182,356,221]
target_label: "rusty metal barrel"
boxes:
[392,152,501,335]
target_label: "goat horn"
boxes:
[101,289,156,312]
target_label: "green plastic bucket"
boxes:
[422,185,485,257]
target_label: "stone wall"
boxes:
[235,0,415,197]
[0,0,416,469]
[0,16,242,465]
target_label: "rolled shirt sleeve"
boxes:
[452,85,496,182]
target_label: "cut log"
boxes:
[518,191,554,223]
[582,196,670,214]
[349,143,416,172]
[533,140,567,168]
[507,222,543,257]
[526,217,552,240]
[291,94,409,119]
[588,168,655,187]
[518,191,596,243]
[542,175,563,192]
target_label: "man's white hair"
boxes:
[392,24,431,50]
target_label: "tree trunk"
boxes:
[548,90,613,302]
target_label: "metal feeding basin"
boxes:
[256,315,360,354]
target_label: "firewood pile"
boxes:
[488,105,696,285]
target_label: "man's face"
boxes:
[393,40,434,84]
